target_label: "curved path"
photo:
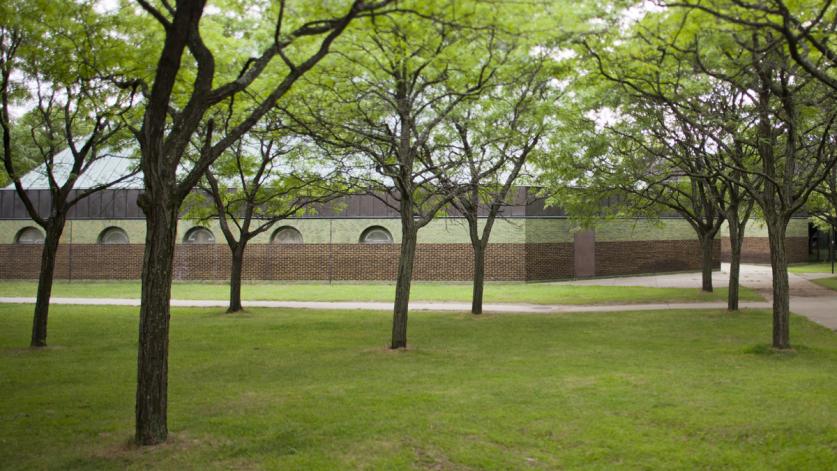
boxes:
[0,265,833,329]
[549,264,837,330]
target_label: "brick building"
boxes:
[0,184,810,282]
[1,149,812,281]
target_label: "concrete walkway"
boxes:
[0,264,833,329]
[547,264,837,330]
[546,263,828,292]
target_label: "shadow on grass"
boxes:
[1,345,67,356]
[742,344,812,356]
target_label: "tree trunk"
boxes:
[228,242,245,313]
[391,227,417,349]
[135,197,179,446]
[471,242,486,315]
[699,234,714,292]
[766,220,791,350]
[30,221,64,347]
[726,219,745,311]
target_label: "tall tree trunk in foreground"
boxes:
[135,196,179,445]
[471,240,487,314]
[227,242,246,313]
[130,0,387,447]
[766,219,791,349]
[30,220,65,347]
[392,225,418,349]
[699,233,715,292]
[726,218,747,311]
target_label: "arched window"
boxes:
[183,227,215,244]
[271,226,303,244]
[360,226,393,244]
[15,227,44,245]
[98,227,129,244]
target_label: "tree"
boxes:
[662,0,837,90]
[535,9,730,295]
[626,4,837,347]
[647,93,758,309]
[584,31,763,303]
[669,83,761,311]
[285,5,501,349]
[442,55,558,314]
[0,0,138,347]
[118,0,393,445]
[566,3,837,337]
[551,78,728,292]
[694,32,835,349]
[188,121,342,313]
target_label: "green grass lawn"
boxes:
[0,280,762,305]
[813,277,837,292]
[788,262,836,274]
[1,305,835,469]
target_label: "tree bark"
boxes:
[726,218,746,311]
[391,226,417,349]
[471,241,486,315]
[766,219,791,350]
[30,221,64,347]
[228,242,246,313]
[135,196,179,446]
[699,234,715,292]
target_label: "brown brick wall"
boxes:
[596,239,721,277]
[67,244,145,279]
[0,239,719,282]
[721,236,809,264]
[525,243,574,281]
[0,245,53,280]
[0,243,531,282]
[0,244,148,280]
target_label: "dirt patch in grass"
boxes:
[91,431,230,462]
[412,444,461,470]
